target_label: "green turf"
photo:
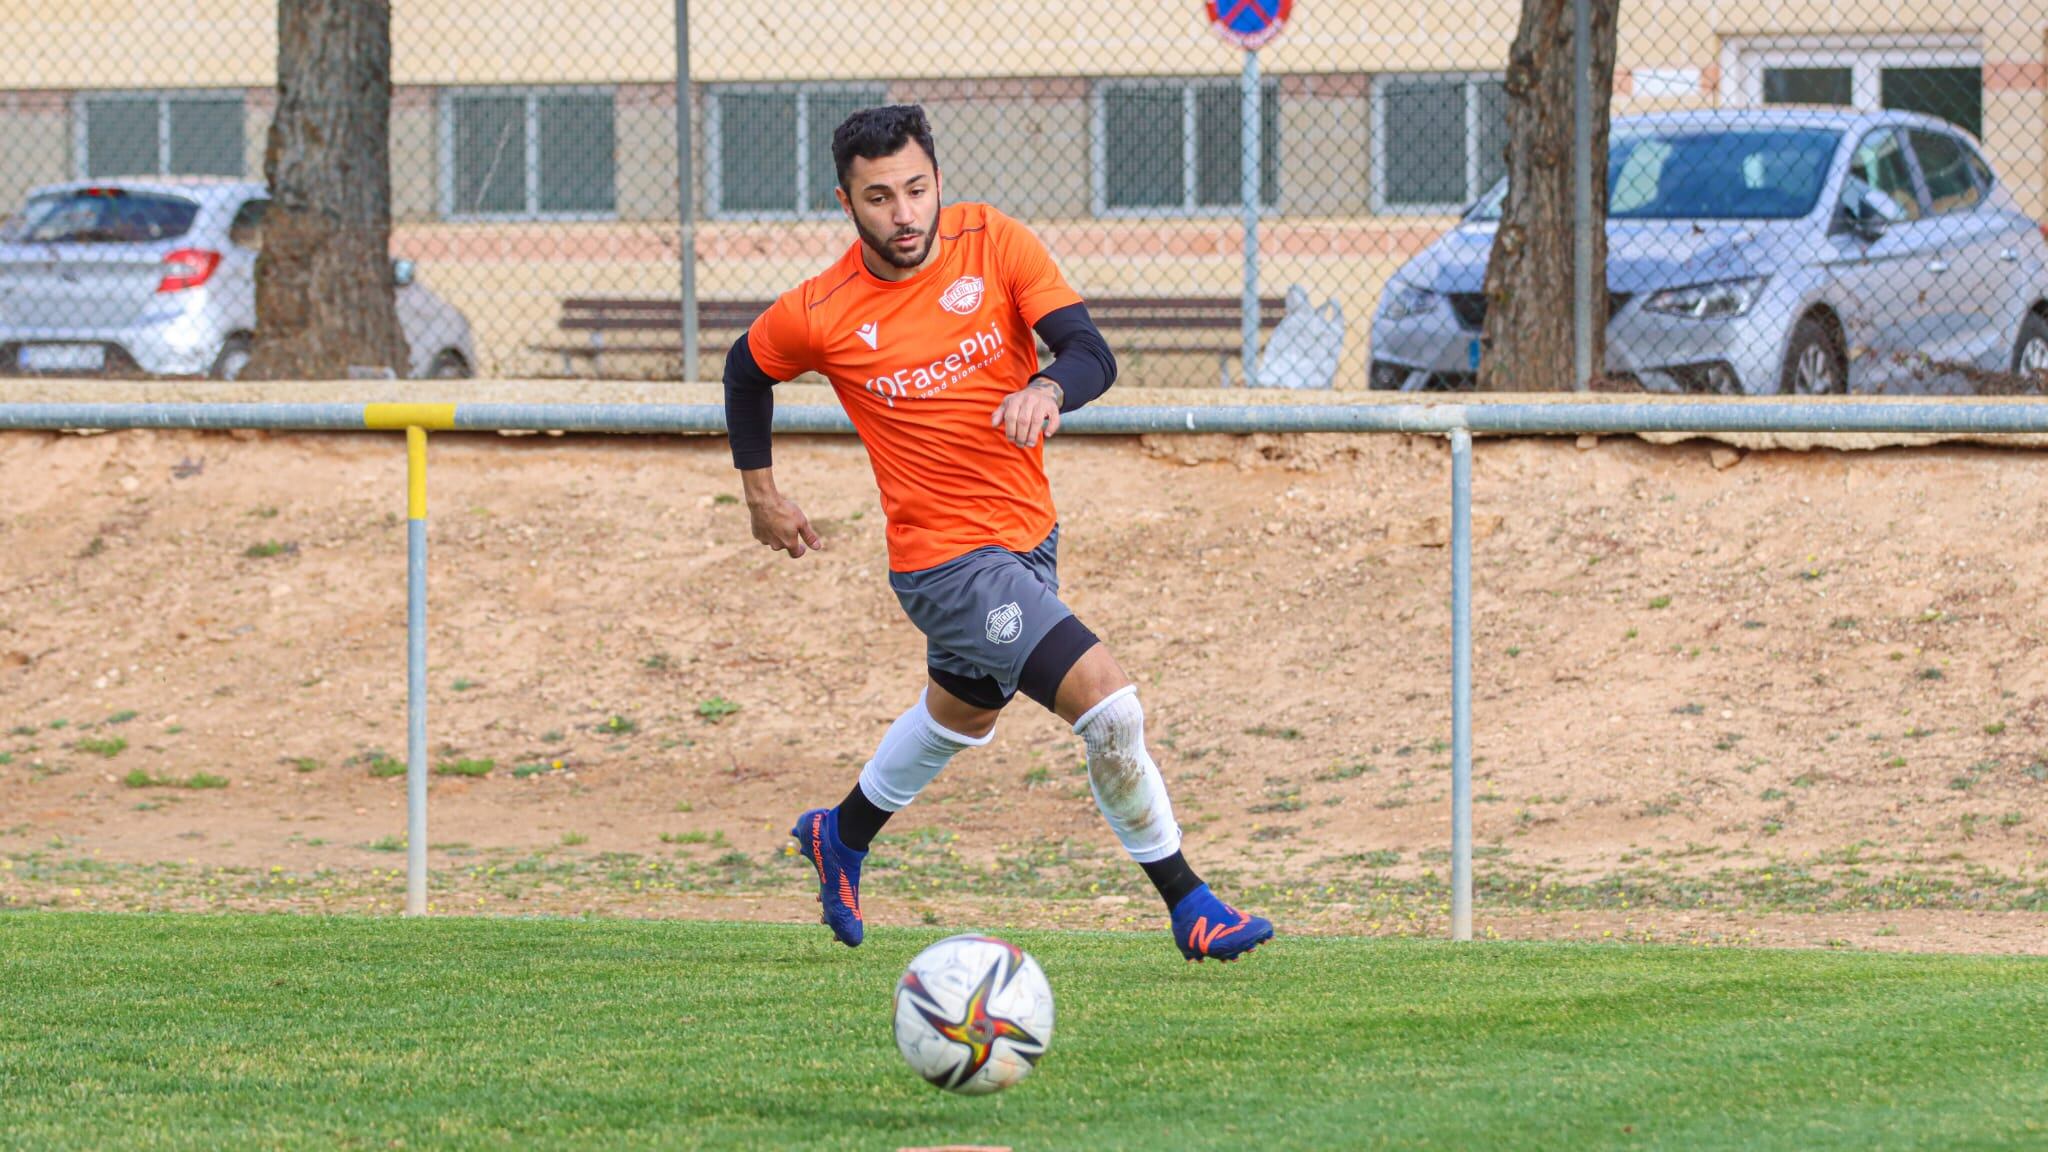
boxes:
[1,913,2043,1151]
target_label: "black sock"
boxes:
[833,784,891,853]
[1139,851,1203,910]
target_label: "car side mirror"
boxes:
[391,258,415,288]
[1848,188,1906,241]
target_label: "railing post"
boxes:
[405,425,429,916]
[1449,427,1474,941]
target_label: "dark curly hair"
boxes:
[831,104,938,191]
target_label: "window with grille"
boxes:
[1371,75,1507,214]
[1093,79,1279,215]
[707,86,888,218]
[79,93,244,179]
[441,89,616,219]
[1735,39,1983,140]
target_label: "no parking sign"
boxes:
[1207,0,1291,50]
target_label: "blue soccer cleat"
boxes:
[1170,883,1274,962]
[791,806,865,947]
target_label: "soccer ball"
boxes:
[893,934,1054,1095]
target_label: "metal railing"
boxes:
[7,398,2048,932]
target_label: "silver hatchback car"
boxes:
[1370,108,2048,394]
[0,178,476,379]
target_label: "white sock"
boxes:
[855,689,991,812]
[1073,686,1183,864]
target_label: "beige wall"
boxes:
[1280,75,1369,214]
[7,1,2041,195]
[616,86,680,222]
[905,81,1093,219]
[390,90,439,222]
[1984,89,2048,219]
[0,93,70,209]
[6,1,2038,85]
[243,89,271,181]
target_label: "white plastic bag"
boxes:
[1251,283,1345,389]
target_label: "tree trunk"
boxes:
[244,0,408,380]
[1477,0,1619,392]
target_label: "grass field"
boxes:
[2,913,2044,1151]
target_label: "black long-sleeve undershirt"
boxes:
[724,301,1117,470]
[1029,301,1118,413]
[724,333,778,471]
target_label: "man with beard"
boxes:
[724,104,1272,963]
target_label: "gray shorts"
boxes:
[890,526,1073,700]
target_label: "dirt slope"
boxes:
[2,427,2044,952]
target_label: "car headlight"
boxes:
[1379,282,1441,322]
[1643,277,1767,320]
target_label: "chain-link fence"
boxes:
[0,1,2040,391]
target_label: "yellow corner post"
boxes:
[381,410,445,916]
[407,425,428,519]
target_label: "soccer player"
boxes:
[723,104,1272,962]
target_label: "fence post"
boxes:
[1571,0,1594,392]
[1449,426,1474,941]
[405,425,429,916]
[675,0,698,381]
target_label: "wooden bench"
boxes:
[536,298,766,376]
[539,294,1288,384]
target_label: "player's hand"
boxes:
[746,490,825,559]
[991,379,1062,449]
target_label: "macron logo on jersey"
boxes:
[863,321,1007,407]
[856,322,879,350]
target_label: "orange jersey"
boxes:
[746,202,1084,573]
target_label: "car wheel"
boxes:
[210,336,253,381]
[427,351,471,379]
[1779,315,1845,396]
[2009,311,2048,393]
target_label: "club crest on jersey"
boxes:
[939,276,985,315]
[985,602,1024,645]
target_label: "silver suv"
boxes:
[0,178,476,379]
[1370,108,2048,394]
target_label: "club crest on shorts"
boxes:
[939,276,985,315]
[985,601,1024,645]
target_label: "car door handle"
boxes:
[1927,260,1950,274]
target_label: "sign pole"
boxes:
[1240,48,1260,388]
[1207,0,1287,385]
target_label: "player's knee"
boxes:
[926,668,1008,741]
[1073,685,1144,754]
[931,707,999,743]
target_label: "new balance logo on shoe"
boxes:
[856,322,879,350]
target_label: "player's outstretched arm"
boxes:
[726,334,823,559]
